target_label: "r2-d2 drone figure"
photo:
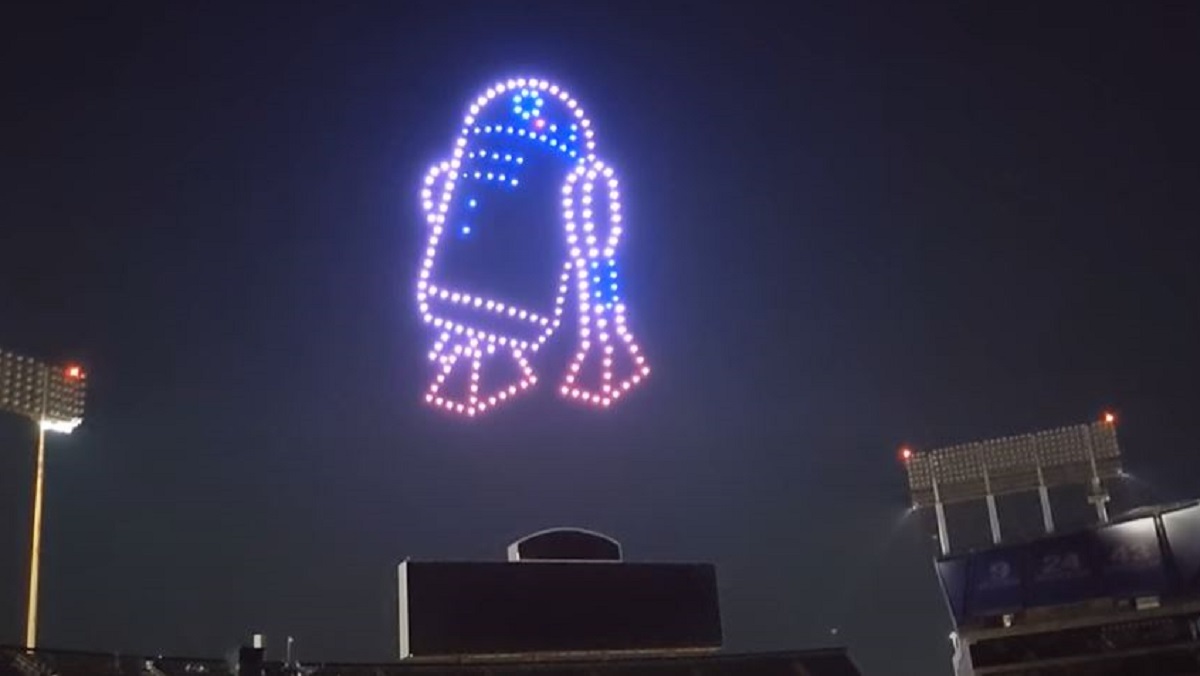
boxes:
[415,76,650,417]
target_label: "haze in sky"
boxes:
[1,3,1198,674]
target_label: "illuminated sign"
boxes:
[415,77,651,416]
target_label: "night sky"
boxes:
[2,3,1199,674]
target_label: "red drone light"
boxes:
[1103,411,1116,424]
[64,365,84,380]
[899,447,913,462]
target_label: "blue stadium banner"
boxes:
[967,547,1024,618]
[1025,533,1100,607]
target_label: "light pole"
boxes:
[0,348,87,650]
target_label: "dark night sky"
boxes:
[1,2,1198,674]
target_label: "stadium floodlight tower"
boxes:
[0,347,87,649]
[901,414,1122,555]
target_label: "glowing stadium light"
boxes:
[0,346,87,650]
[901,419,1123,555]
[415,77,651,417]
[904,421,1122,507]
[1,349,86,431]
[39,418,82,434]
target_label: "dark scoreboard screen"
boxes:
[398,561,722,658]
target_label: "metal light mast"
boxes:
[0,347,87,649]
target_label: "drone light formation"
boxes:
[560,161,649,406]
[414,76,651,417]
